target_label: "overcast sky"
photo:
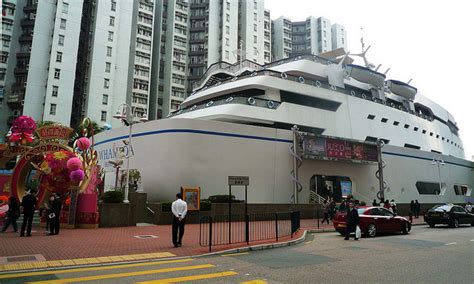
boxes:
[265,0,474,161]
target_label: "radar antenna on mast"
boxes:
[349,27,375,69]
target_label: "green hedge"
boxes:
[103,191,124,203]
[208,194,243,203]
[161,200,212,211]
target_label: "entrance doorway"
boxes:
[310,175,352,202]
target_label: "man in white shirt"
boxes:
[171,193,187,247]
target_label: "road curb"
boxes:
[194,230,308,258]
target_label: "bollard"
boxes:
[209,216,213,252]
[275,213,279,242]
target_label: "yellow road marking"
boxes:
[136,271,238,283]
[0,258,193,280]
[26,264,214,284]
[241,280,268,284]
[222,252,249,257]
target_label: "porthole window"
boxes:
[247,97,256,105]
[206,101,214,107]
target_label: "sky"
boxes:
[265,0,474,161]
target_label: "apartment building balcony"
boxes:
[21,19,35,27]
[19,34,33,42]
[14,67,28,75]
[7,91,24,107]
[189,26,206,32]
[23,3,38,13]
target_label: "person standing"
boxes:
[390,199,397,215]
[171,193,187,247]
[465,202,472,213]
[20,190,37,237]
[372,199,378,206]
[345,202,359,240]
[1,196,20,233]
[49,194,62,235]
[414,200,421,218]
[321,200,330,224]
[328,199,336,220]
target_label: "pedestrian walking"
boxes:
[465,202,472,213]
[390,199,397,215]
[20,190,37,237]
[383,200,392,213]
[171,193,187,247]
[410,200,415,216]
[414,200,421,218]
[1,196,20,233]
[49,194,62,235]
[321,200,330,224]
[329,199,336,220]
[345,202,359,240]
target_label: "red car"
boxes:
[333,206,411,237]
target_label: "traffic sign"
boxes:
[228,176,249,186]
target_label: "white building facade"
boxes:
[271,16,292,61]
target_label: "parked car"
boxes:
[424,204,474,228]
[333,206,411,237]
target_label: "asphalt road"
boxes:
[1,225,472,283]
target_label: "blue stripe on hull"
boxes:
[95,128,473,169]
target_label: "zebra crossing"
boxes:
[0,255,267,283]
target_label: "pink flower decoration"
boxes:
[70,169,85,182]
[67,157,82,171]
[76,137,91,150]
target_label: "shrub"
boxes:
[103,191,123,203]
[208,194,243,203]
[161,202,172,212]
[200,199,211,211]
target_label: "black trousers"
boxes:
[172,217,185,246]
[21,213,33,236]
[50,216,60,235]
[322,212,330,224]
[345,224,357,239]
[2,216,18,232]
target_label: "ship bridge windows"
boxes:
[454,184,471,196]
[280,90,341,112]
[404,143,420,150]
[414,103,434,120]
[365,136,389,144]
[416,182,445,195]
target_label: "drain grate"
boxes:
[7,256,37,262]
[134,235,158,239]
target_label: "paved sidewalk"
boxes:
[0,216,425,272]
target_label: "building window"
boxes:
[454,185,470,196]
[253,35,257,43]
[58,35,65,46]
[52,86,58,97]
[226,14,230,22]
[226,26,230,34]
[416,181,444,195]
[254,13,257,21]
[101,111,107,121]
[56,52,62,62]
[109,16,115,26]
[254,47,257,55]
[50,104,57,115]
[225,38,229,46]
[54,69,61,79]
[105,62,111,73]
[62,2,69,14]
[60,19,67,30]
[106,46,112,57]
[254,24,257,32]
[108,31,114,41]
[111,0,116,11]
[225,50,229,59]
[102,94,108,105]
[104,78,110,88]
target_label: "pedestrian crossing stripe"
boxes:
[135,271,239,283]
[0,259,193,280]
[0,252,176,272]
[26,264,215,284]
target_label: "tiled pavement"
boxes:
[0,217,425,273]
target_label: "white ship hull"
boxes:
[95,118,473,204]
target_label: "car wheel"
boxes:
[428,223,435,228]
[401,222,409,234]
[366,223,377,237]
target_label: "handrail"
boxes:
[146,206,155,215]
[309,191,326,204]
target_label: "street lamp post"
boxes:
[112,104,149,203]
[432,155,445,194]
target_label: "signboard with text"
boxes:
[228,176,249,186]
[301,134,378,163]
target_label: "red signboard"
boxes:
[326,139,352,159]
